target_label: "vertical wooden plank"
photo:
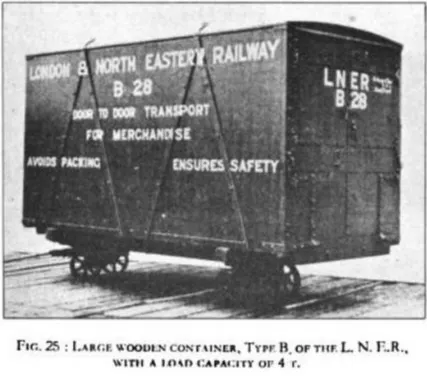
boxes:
[379,175,400,243]
[279,27,288,251]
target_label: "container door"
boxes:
[287,24,401,259]
[344,44,401,242]
[286,30,349,248]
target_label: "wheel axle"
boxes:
[69,252,129,279]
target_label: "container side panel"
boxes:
[24,28,286,248]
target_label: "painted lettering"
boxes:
[212,39,281,65]
[26,156,57,167]
[112,107,136,119]
[112,128,191,141]
[72,109,94,120]
[113,80,124,98]
[95,56,136,75]
[350,71,359,90]
[86,129,104,141]
[323,67,370,92]
[60,157,101,169]
[335,89,346,108]
[145,48,205,71]
[144,104,210,118]
[373,76,392,94]
[173,159,279,174]
[29,62,70,81]
[336,70,346,89]
[323,67,334,87]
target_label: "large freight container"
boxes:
[23,22,402,298]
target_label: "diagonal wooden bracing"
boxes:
[48,47,124,236]
[143,62,197,240]
[145,34,249,250]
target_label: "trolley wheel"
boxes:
[274,262,301,301]
[103,253,129,274]
[86,262,102,278]
[70,255,101,279]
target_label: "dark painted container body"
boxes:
[23,22,402,264]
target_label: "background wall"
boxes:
[2,3,425,282]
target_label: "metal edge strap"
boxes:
[84,48,124,236]
[143,61,197,241]
[197,35,249,251]
[47,73,84,224]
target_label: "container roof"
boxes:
[288,21,402,50]
[27,20,402,59]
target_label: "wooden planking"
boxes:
[188,276,375,319]
[4,252,425,318]
[4,253,222,318]
[303,282,425,319]
[3,251,51,262]
[104,289,217,318]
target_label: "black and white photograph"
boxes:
[2,2,425,322]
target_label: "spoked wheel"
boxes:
[70,255,86,278]
[86,263,102,278]
[103,253,129,274]
[70,255,101,279]
[274,262,301,302]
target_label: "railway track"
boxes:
[4,251,425,319]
